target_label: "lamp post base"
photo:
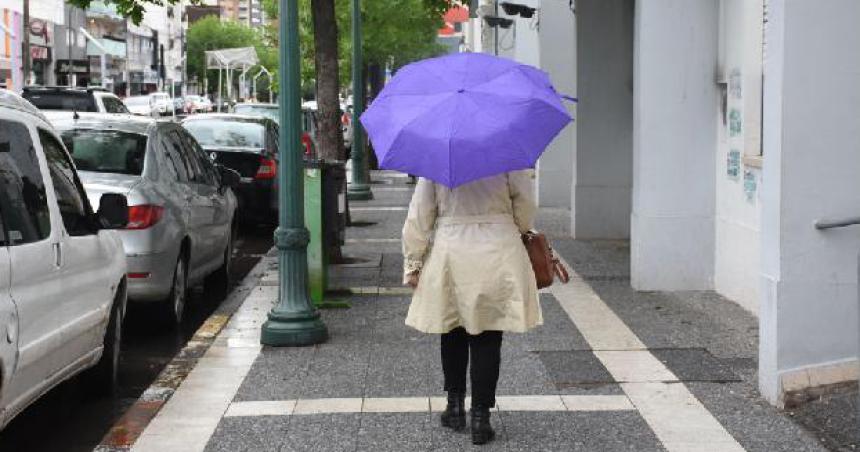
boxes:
[347,183,374,201]
[261,309,328,346]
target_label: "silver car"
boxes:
[50,113,240,324]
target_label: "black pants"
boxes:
[441,327,503,408]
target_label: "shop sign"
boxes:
[30,46,49,61]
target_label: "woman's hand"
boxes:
[406,272,420,288]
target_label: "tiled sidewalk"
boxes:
[129,171,828,452]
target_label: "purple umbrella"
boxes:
[360,52,573,188]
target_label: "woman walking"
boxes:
[402,169,542,445]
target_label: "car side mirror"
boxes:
[217,165,241,190]
[97,193,129,229]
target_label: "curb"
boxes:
[94,253,274,451]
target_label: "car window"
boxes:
[0,119,51,244]
[39,129,94,236]
[179,130,217,186]
[167,129,202,182]
[184,119,266,148]
[160,130,189,183]
[103,96,130,114]
[0,202,7,246]
[22,90,98,112]
[61,129,148,175]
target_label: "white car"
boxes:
[0,90,129,429]
[124,93,173,117]
[22,86,130,114]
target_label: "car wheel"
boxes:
[166,256,188,325]
[86,293,123,395]
[204,230,233,301]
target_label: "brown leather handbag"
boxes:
[522,231,571,289]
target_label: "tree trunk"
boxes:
[311,0,344,161]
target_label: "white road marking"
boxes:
[350,206,408,211]
[549,261,746,452]
[222,395,635,417]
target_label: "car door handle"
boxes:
[53,243,63,268]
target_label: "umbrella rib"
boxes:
[380,92,459,173]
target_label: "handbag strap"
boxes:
[552,257,570,284]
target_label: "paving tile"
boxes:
[301,344,371,398]
[364,341,434,397]
[356,413,431,452]
[293,398,364,415]
[279,414,361,452]
[204,416,290,452]
[224,401,296,417]
[500,411,664,452]
[650,348,741,382]
[233,347,315,402]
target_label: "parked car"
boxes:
[182,114,279,224]
[0,90,129,429]
[234,103,279,123]
[50,113,240,324]
[124,93,173,117]
[22,86,130,114]
[183,95,212,113]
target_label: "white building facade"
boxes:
[472,0,860,407]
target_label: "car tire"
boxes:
[165,255,188,326]
[86,291,124,395]
[204,229,234,301]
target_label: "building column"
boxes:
[573,0,633,239]
[536,0,575,209]
[630,0,719,290]
[759,0,860,405]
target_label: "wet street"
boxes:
[0,226,275,452]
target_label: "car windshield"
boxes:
[60,129,148,176]
[184,119,265,148]
[23,91,98,112]
[234,105,279,123]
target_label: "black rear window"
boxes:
[61,129,148,175]
[23,91,98,112]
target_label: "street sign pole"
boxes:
[260,0,328,347]
[347,0,373,201]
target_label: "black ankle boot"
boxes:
[440,392,466,431]
[470,406,496,445]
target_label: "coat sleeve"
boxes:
[509,170,537,234]
[402,178,437,281]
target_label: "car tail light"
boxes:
[301,133,314,156]
[128,272,151,279]
[126,205,165,230]
[256,157,277,180]
[341,112,351,125]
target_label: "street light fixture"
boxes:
[260,0,328,347]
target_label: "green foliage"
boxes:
[186,16,277,96]
[262,0,453,91]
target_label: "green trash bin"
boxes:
[304,160,349,308]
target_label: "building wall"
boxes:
[631,0,719,291]
[759,0,860,405]
[573,0,633,239]
[713,0,764,313]
[536,0,576,209]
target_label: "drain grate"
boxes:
[534,350,616,389]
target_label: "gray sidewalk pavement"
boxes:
[128,171,839,452]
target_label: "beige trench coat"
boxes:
[402,170,542,335]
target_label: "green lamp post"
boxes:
[347,0,374,201]
[260,0,328,346]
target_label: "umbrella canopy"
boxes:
[360,52,572,188]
